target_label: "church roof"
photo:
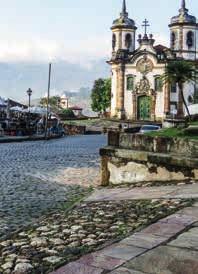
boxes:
[69,105,83,110]
[154,44,169,53]
[111,0,136,30]
[170,0,197,25]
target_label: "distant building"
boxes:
[69,106,83,117]
[60,94,69,109]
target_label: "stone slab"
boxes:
[124,246,198,274]
[109,267,145,274]
[160,214,197,226]
[107,188,173,201]
[50,262,104,274]
[177,207,198,219]
[140,221,186,238]
[97,243,146,260]
[85,185,198,202]
[77,253,125,270]
[120,233,167,249]
[85,188,129,202]
[168,227,198,250]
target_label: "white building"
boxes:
[60,94,69,109]
[109,0,198,121]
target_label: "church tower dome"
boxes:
[111,0,137,54]
[169,0,198,60]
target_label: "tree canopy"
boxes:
[91,78,111,114]
[161,60,198,119]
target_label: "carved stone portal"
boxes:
[132,76,156,121]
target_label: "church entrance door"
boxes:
[138,96,151,120]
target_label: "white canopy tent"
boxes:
[10,106,24,112]
[22,107,47,114]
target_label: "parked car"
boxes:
[139,125,161,134]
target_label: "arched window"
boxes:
[127,75,134,91]
[171,32,176,49]
[154,76,163,92]
[187,31,194,48]
[188,95,193,104]
[125,34,132,49]
[112,34,116,51]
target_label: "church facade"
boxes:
[108,0,198,121]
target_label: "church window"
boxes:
[188,95,193,104]
[112,34,116,51]
[126,75,134,91]
[171,32,176,49]
[154,76,163,92]
[125,34,132,49]
[186,31,194,48]
[171,82,177,93]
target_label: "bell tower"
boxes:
[111,0,137,55]
[109,0,137,119]
[169,0,198,60]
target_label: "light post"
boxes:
[26,88,32,134]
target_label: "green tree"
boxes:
[60,108,75,118]
[162,60,198,120]
[40,96,61,112]
[91,78,111,114]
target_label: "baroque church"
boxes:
[109,0,198,121]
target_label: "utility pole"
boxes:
[194,30,198,103]
[45,63,52,139]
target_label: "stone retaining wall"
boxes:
[100,132,198,186]
[64,124,86,135]
[108,131,198,157]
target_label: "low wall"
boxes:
[64,124,86,135]
[108,131,198,157]
[100,132,198,186]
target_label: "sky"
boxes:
[0,0,197,67]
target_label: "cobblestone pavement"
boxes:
[0,198,192,273]
[51,203,198,274]
[0,135,106,238]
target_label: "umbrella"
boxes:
[10,106,23,112]
[22,107,47,114]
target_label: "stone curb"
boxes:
[0,135,62,144]
[85,184,198,202]
[50,207,198,274]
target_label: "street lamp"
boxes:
[26,88,32,134]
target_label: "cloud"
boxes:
[0,32,170,69]
[0,34,111,68]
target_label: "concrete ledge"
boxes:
[100,147,198,186]
[0,135,62,144]
[108,131,198,158]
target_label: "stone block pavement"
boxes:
[51,186,198,274]
[85,184,198,202]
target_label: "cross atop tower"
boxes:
[142,19,150,35]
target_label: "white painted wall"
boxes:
[112,28,136,53]
[170,25,198,60]
[185,104,198,115]
[124,55,166,119]
[111,67,117,116]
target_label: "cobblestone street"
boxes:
[0,135,106,238]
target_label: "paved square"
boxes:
[124,246,198,274]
